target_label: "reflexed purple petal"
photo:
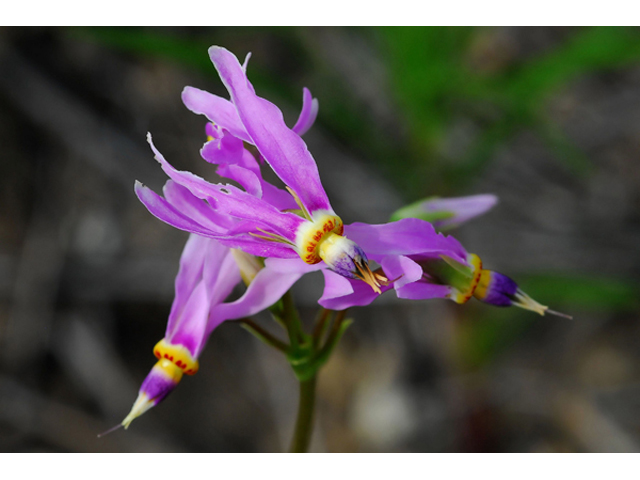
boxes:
[318,270,353,305]
[148,133,230,202]
[291,87,319,136]
[200,130,244,166]
[163,181,234,231]
[263,257,324,274]
[318,270,390,310]
[148,133,304,241]
[165,234,208,339]
[214,235,298,259]
[209,262,306,333]
[199,182,304,241]
[394,281,452,301]
[167,280,210,356]
[344,218,467,263]
[380,255,423,289]
[135,182,226,238]
[261,181,299,211]
[419,194,498,229]
[181,86,250,142]
[203,242,242,306]
[208,46,333,216]
[216,164,262,197]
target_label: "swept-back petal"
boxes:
[291,87,319,136]
[135,181,226,238]
[181,86,251,142]
[394,281,452,301]
[147,133,304,242]
[318,270,391,310]
[344,218,467,263]
[165,233,208,340]
[390,194,498,230]
[208,46,333,217]
[208,261,306,333]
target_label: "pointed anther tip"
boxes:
[545,308,573,320]
[97,423,123,438]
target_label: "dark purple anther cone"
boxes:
[330,240,369,280]
[139,363,180,405]
[474,270,519,307]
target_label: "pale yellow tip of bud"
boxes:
[513,289,548,316]
[121,392,154,430]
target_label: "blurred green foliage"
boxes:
[380,26,640,192]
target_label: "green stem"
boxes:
[282,290,306,345]
[312,308,332,348]
[289,374,317,453]
[239,318,289,352]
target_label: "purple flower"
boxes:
[137,47,390,293]
[352,221,568,316]
[135,45,564,318]
[121,234,305,428]
[390,194,498,230]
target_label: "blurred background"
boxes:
[1,26,640,452]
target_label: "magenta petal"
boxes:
[380,255,424,289]
[167,280,210,357]
[216,164,262,197]
[418,194,498,229]
[263,257,324,274]
[318,270,389,310]
[181,86,251,142]
[201,131,244,166]
[291,87,319,136]
[344,218,468,264]
[395,281,452,301]
[148,134,303,242]
[261,181,299,211]
[165,236,237,358]
[201,182,303,241]
[165,234,208,339]
[202,241,242,307]
[163,181,234,231]
[208,263,305,333]
[208,46,333,216]
[135,182,226,238]
[215,235,298,259]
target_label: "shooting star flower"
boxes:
[121,234,305,428]
[138,46,389,293]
